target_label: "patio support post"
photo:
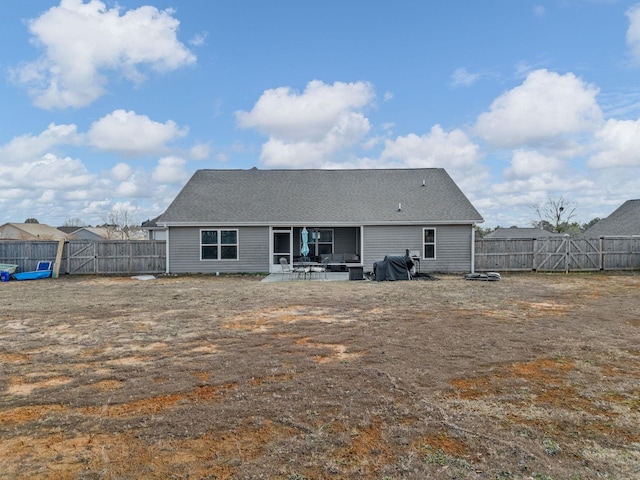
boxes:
[165,226,170,274]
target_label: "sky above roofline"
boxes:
[2,1,640,228]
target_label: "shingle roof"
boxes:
[159,168,483,226]
[583,199,640,237]
[0,223,69,240]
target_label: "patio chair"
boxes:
[310,256,329,280]
[279,257,296,280]
[36,261,53,271]
[298,256,312,280]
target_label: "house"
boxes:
[75,227,115,240]
[141,216,167,241]
[484,227,565,239]
[157,168,484,275]
[582,199,640,237]
[57,225,147,240]
[57,226,81,236]
[0,223,69,240]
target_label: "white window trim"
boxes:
[423,227,436,260]
[200,228,239,261]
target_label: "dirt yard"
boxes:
[0,272,638,479]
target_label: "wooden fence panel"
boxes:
[0,240,61,272]
[601,236,640,270]
[474,238,533,271]
[567,238,601,271]
[129,240,166,273]
[475,236,640,272]
[65,241,97,274]
[534,238,569,272]
[0,240,166,275]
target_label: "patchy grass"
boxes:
[0,273,639,478]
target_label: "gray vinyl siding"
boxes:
[167,226,269,274]
[362,224,473,273]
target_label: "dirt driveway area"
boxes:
[0,273,638,479]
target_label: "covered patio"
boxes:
[261,271,351,282]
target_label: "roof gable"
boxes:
[159,168,483,225]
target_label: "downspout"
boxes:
[359,225,364,268]
[470,225,476,274]
[165,226,170,274]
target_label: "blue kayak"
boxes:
[12,270,52,281]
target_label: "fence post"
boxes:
[53,240,64,278]
[599,237,604,270]
[565,235,570,274]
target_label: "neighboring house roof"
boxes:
[0,223,69,240]
[57,226,80,235]
[484,228,565,239]
[159,168,483,226]
[141,215,164,230]
[68,227,111,240]
[583,199,640,237]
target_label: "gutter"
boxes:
[160,220,484,227]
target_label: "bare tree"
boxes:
[101,208,141,239]
[532,196,577,233]
[63,217,85,227]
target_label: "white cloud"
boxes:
[189,143,211,160]
[589,118,640,167]
[504,149,562,179]
[626,4,640,64]
[533,5,546,18]
[0,153,94,190]
[0,123,81,164]
[189,32,208,47]
[111,162,132,181]
[115,179,140,197]
[0,118,190,225]
[87,110,188,156]
[236,80,375,167]
[492,172,594,195]
[236,80,374,141]
[450,67,480,88]
[380,125,480,168]
[260,112,371,168]
[13,0,196,109]
[152,156,189,183]
[474,69,602,148]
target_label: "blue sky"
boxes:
[2,0,640,228]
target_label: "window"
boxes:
[423,228,436,259]
[201,229,238,260]
[312,229,333,256]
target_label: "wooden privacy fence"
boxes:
[0,240,166,275]
[3,237,640,276]
[475,236,640,272]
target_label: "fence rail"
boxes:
[475,236,640,272]
[0,240,166,275]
